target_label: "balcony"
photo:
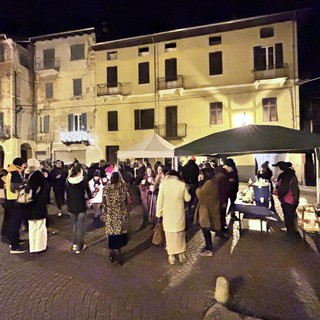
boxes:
[35,58,60,75]
[157,75,184,90]
[253,63,289,81]
[97,82,131,97]
[60,130,91,146]
[0,125,11,140]
[155,123,187,139]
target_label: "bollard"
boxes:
[215,276,229,304]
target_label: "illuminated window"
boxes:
[68,113,87,131]
[134,109,154,130]
[262,98,278,122]
[209,102,223,125]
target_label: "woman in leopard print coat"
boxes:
[103,171,129,264]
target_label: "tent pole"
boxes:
[315,148,320,204]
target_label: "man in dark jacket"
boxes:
[49,159,67,216]
[181,156,199,217]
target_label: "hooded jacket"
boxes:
[5,164,23,200]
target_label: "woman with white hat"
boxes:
[25,158,49,253]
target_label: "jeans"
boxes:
[201,227,213,251]
[7,200,24,249]
[281,202,298,237]
[69,211,86,251]
[54,187,65,210]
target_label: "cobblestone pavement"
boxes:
[0,186,319,320]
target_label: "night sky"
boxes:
[0,0,319,98]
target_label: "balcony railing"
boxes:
[253,63,289,81]
[60,130,91,146]
[155,123,187,139]
[35,58,60,71]
[97,82,131,96]
[0,125,11,140]
[157,75,184,90]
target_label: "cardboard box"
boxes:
[241,218,268,232]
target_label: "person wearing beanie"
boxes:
[25,158,49,253]
[87,169,105,230]
[257,161,276,211]
[5,157,28,253]
[273,161,300,242]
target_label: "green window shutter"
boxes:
[68,114,74,131]
[81,113,87,131]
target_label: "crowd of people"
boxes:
[0,155,300,265]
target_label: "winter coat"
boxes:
[6,164,24,200]
[66,175,92,214]
[103,181,129,235]
[156,175,191,232]
[276,168,300,206]
[194,179,221,231]
[49,166,67,191]
[213,166,232,205]
[181,160,199,184]
[89,177,103,204]
[25,170,48,220]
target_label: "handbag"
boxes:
[16,186,33,204]
[152,222,166,247]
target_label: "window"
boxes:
[43,48,55,69]
[107,66,118,87]
[19,52,29,68]
[134,109,154,130]
[138,47,149,56]
[165,58,177,81]
[209,51,223,76]
[68,113,87,131]
[253,43,283,71]
[209,36,221,45]
[38,115,50,133]
[70,44,85,60]
[0,44,4,62]
[107,51,118,60]
[138,62,150,84]
[165,42,176,52]
[0,112,4,130]
[260,27,274,38]
[209,102,223,125]
[262,98,278,122]
[73,78,82,96]
[45,82,53,99]
[108,111,118,131]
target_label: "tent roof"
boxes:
[174,124,320,157]
[117,133,175,159]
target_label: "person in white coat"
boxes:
[156,170,191,265]
[88,170,104,230]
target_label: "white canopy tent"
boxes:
[117,134,176,165]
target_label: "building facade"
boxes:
[0,34,35,167]
[1,11,304,180]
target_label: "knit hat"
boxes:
[12,157,25,167]
[224,158,235,168]
[26,158,40,173]
[94,169,101,177]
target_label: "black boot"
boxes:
[87,217,99,231]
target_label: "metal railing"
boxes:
[35,58,60,71]
[155,123,187,139]
[97,82,131,96]
[157,75,184,90]
[253,63,289,80]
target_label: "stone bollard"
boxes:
[215,276,229,304]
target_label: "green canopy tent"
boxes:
[174,124,320,202]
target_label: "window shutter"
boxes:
[138,62,150,84]
[209,52,222,75]
[31,115,37,135]
[275,43,283,68]
[44,115,50,133]
[68,114,73,131]
[134,110,139,130]
[81,113,87,131]
[165,58,177,81]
